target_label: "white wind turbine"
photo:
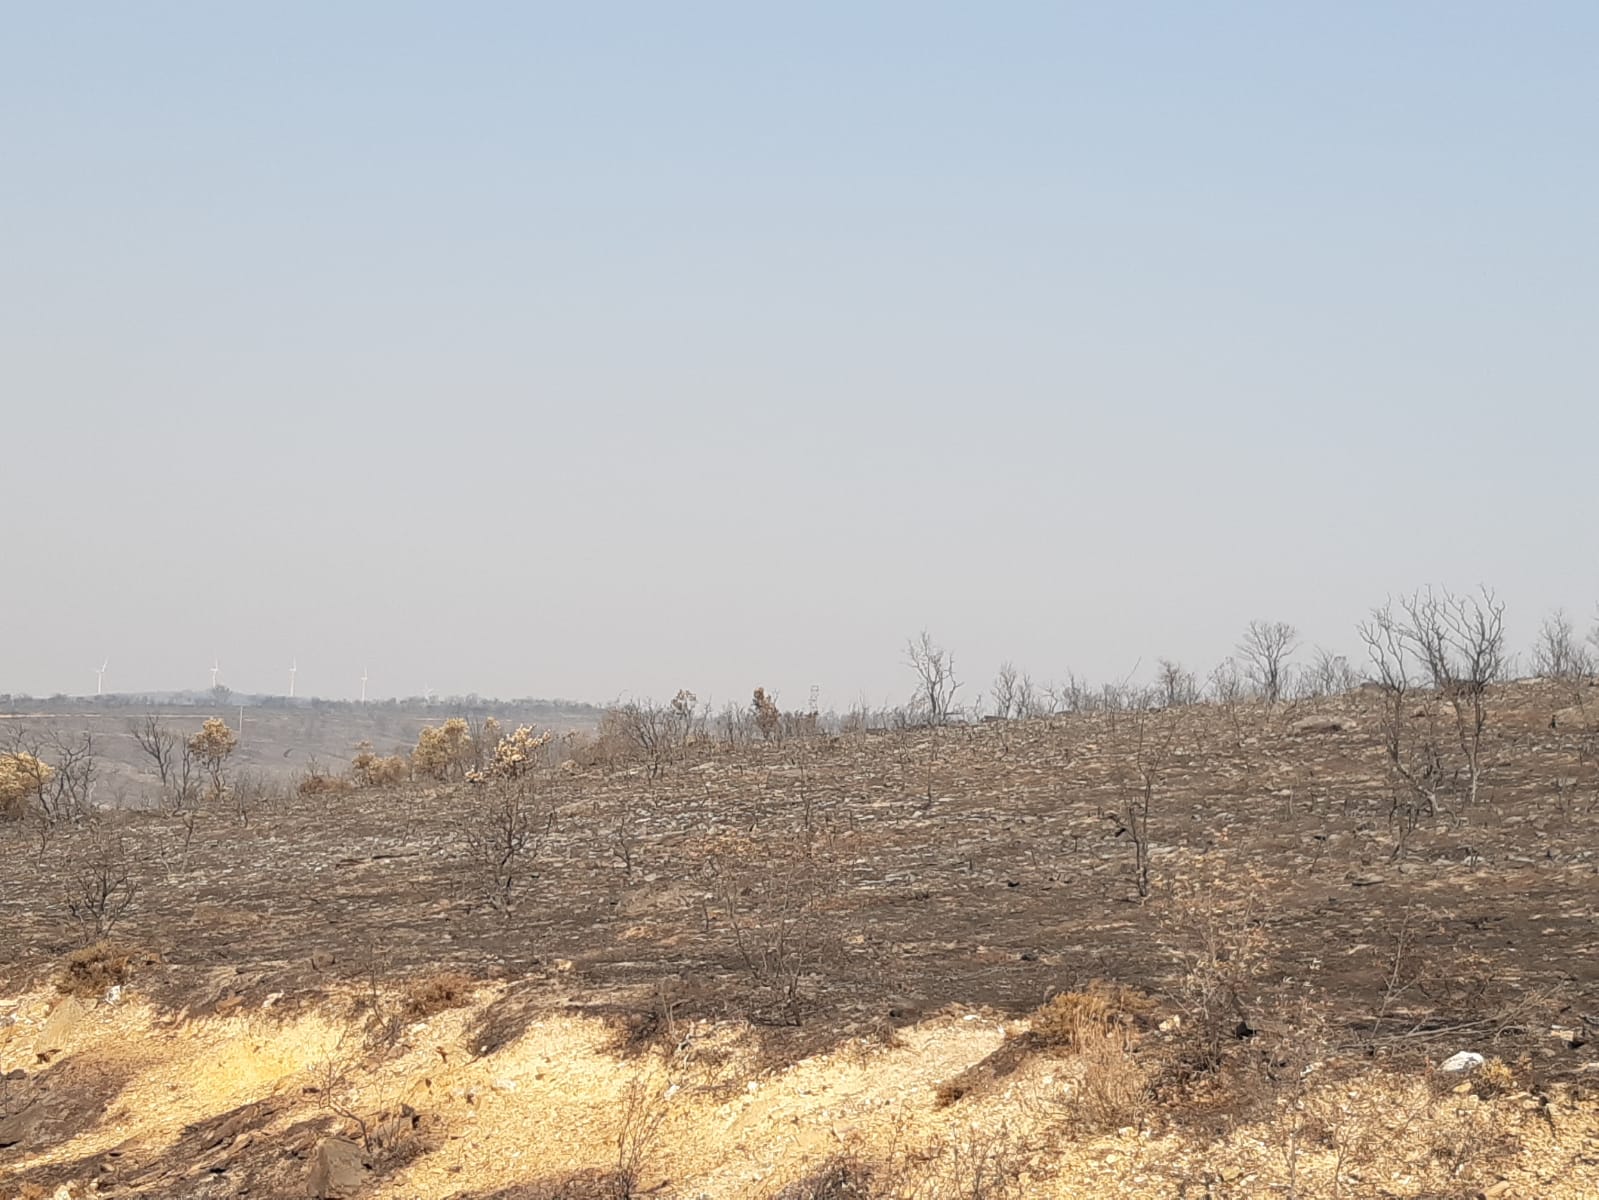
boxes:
[94,659,108,696]
[289,657,298,699]
[360,667,369,703]
[210,658,221,688]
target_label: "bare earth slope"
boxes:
[4,681,1599,1197]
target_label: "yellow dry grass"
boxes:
[3,982,1597,1200]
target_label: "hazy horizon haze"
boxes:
[4,4,1596,709]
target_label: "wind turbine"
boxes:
[360,668,369,704]
[94,659,108,696]
[289,657,298,699]
[210,658,221,688]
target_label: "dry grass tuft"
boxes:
[57,940,138,998]
[1071,1024,1151,1133]
[1030,981,1156,1050]
[400,971,478,1018]
[1474,1055,1518,1099]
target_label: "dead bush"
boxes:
[702,833,842,1025]
[189,717,238,800]
[906,1122,1027,1200]
[611,1068,672,1199]
[413,717,473,781]
[0,750,50,820]
[600,697,699,778]
[462,772,551,915]
[1030,982,1156,1050]
[1071,1025,1151,1133]
[401,971,477,1018]
[298,767,354,799]
[764,1154,876,1198]
[1474,1056,1518,1099]
[57,940,137,998]
[752,687,782,741]
[1163,887,1271,1076]
[62,826,140,942]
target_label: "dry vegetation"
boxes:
[5,614,1599,1197]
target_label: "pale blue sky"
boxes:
[3,4,1596,706]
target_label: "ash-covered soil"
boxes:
[4,681,1599,1198]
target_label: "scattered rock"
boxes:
[1439,1051,1485,1073]
[306,1136,367,1198]
[310,950,337,971]
[1347,873,1385,888]
[214,995,245,1017]
[201,1104,266,1151]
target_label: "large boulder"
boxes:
[306,1137,368,1198]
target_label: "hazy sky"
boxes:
[4,4,1596,709]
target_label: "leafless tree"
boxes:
[1156,659,1199,707]
[50,731,98,821]
[5,727,98,828]
[130,715,178,788]
[462,772,551,915]
[609,700,677,778]
[63,825,139,942]
[906,631,961,726]
[1237,620,1299,705]
[612,788,646,878]
[990,661,1020,721]
[1044,674,1092,714]
[668,689,700,749]
[1531,609,1594,682]
[1207,659,1247,748]
[989,663,1044,720]
[170,739,202,813]
[1013,671,1044,718]
[1107,710,1178,899]
[1359,601,1445,857]
[718,700,752,749]
[750,688,781,741]
[1303,647,1361,698]
[705,838,836,1026]
[1400,587,1506,807]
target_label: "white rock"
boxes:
[1439,1051,1485,1073]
